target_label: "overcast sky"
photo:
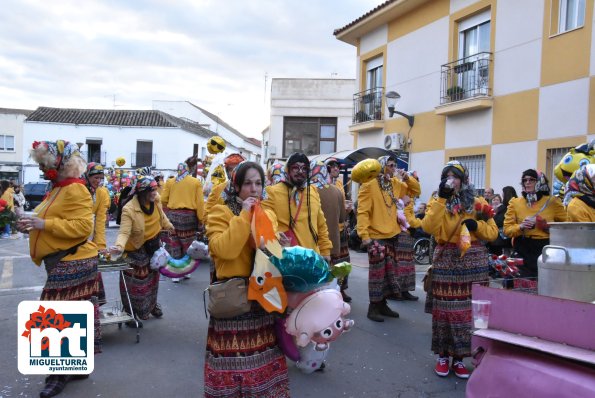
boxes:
[0,0,381,139]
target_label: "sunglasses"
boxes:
[210,139,225,151]
[386,163,396,168]
[522,177,537,183]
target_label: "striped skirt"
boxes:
[161,208,199,259]
[120,246,160,320]
[332,228,351,290]
[204,303,290,398]
[41,256,102,354]
[394,232,416,292]
[429,241,489,358]
[367,236,401,302]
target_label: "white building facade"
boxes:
[0,108,32,183]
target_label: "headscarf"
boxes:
[521,169,549,207]
[439,160,476,215]
[563,164,595,207]
[135,175,158,193]
[176,155,198,182]
[325,157,340,181]
[137,166,152,176]
[85,162,105,201]
[30,140,81,182]
[309,160,329,190]
[221,161,267,216]
[268,161,287,186]
[224,153,245,169]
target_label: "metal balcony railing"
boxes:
[440,52,492,105]
[131,153,157,168]
[352,87,384,124]
[80,151,106,166]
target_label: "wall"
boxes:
[0,112,28,181]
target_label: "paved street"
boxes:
[0,229,467,398]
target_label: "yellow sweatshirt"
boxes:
[30,183,97,266]
[421,196,498,244]
[115,196,174,252]
[160,175,205,222]
[1,187,14,210]
[262,183,332,256]
[503,195,567,239]
[404,201,422,229]
[205,182,226,221]
[207,205,277,279]
[92,186,110,249]
[567,197,595,222]
[357,177,421,240]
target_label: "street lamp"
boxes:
[385,91,415,127]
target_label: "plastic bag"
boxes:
[458,224,471,258]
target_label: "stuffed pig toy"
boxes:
[286,289,354,351]
[187,240,209,260]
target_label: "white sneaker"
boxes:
[183,274,192,280]
[172,278,180,283]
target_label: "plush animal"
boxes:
[187,240,209,260]
[351,158,381,184]
[285,289,354,351]
[554,140,595,182]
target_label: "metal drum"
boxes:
[538,222,595,303]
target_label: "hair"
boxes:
[137,189,152,206]
[502,186,518,207]
[116,186,133,225]
[492,194,502,203]
[0,180,9,191]
[233,162,265,193]
[59,156,87,180]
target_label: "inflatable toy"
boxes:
[351,158,381,184]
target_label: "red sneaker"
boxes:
[452,360,470,379]
[435,357,449,377]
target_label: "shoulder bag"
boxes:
[203,277,251,319]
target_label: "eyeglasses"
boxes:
[522,178,537,183]
[290,165,307,173]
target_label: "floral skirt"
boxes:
[120,245,159,320]
[367,236,401,302]
[161,208,198,259]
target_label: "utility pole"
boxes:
[264,72,268,105]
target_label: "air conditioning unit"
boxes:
[384,133,404,151]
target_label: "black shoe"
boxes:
[386,293,404,301]
[341,290,352,303]
[151,303,163,318]
[401,291,419,301]
[379,300,399,318]
[367,303,384,322]
[40,375,70,398]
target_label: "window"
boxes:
[559,0,585,33]
[546,146,573,189]
[283,117,337,157]
[449,154,486,193]
[135,140,153,167]
[457,10,491,97]
[0,135,15,151]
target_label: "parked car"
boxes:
[24,182,50,211]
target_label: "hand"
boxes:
[396,169,409,181]
[461,219,478,232]
[345,200,353,212]
[361,238,372,249]
[241,197,258,213]
[520,216,536,231]
[17,217,44,231]
[109,245,123,260]
[438,179,453,199]
[277,232,291,247]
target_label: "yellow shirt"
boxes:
[1,187,14,210]
[92,186,110,249]
[205,182,226,221]
[503,195,567,239]
[567,197,595,222]
[404,201,422,229]
[115,196,174,252]
[30,183,97,266]
[160,175,205,222]
[262,183,332,256]
[357,177,421,240]
[421,196,498,244]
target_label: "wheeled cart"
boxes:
[97,261,141,343]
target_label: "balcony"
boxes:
[80,151,106,166]
[349,87,385,132]
[435,52,493,116]
[131,153,157,168]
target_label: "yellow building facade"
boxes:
[335,0,594,202]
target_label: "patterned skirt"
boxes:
[332,228,351,290]
[120,246,160,320]
[367,236,401,302]
[161,208,198,259]
[204,303,290,398]
[41,256,102,354]
[429,241,489,358]
[394,232,416,292]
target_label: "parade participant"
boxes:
[565,164,595,221]
[85,163,110,251]
[160,155,204,282]
[19,140,101,397]
[421,160,497,379]
[111,176,173,325]
[13,184,26,218]
[357,156,421,322]
[205,153,245,216]
[0,180,14,236]
[267,161,287,186]
[262,152,332,261]
[311,160,346,284]
[205,161,289,397]
[503,169,567,278]
[326,157,353,302]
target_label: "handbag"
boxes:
[203,277,251,319]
